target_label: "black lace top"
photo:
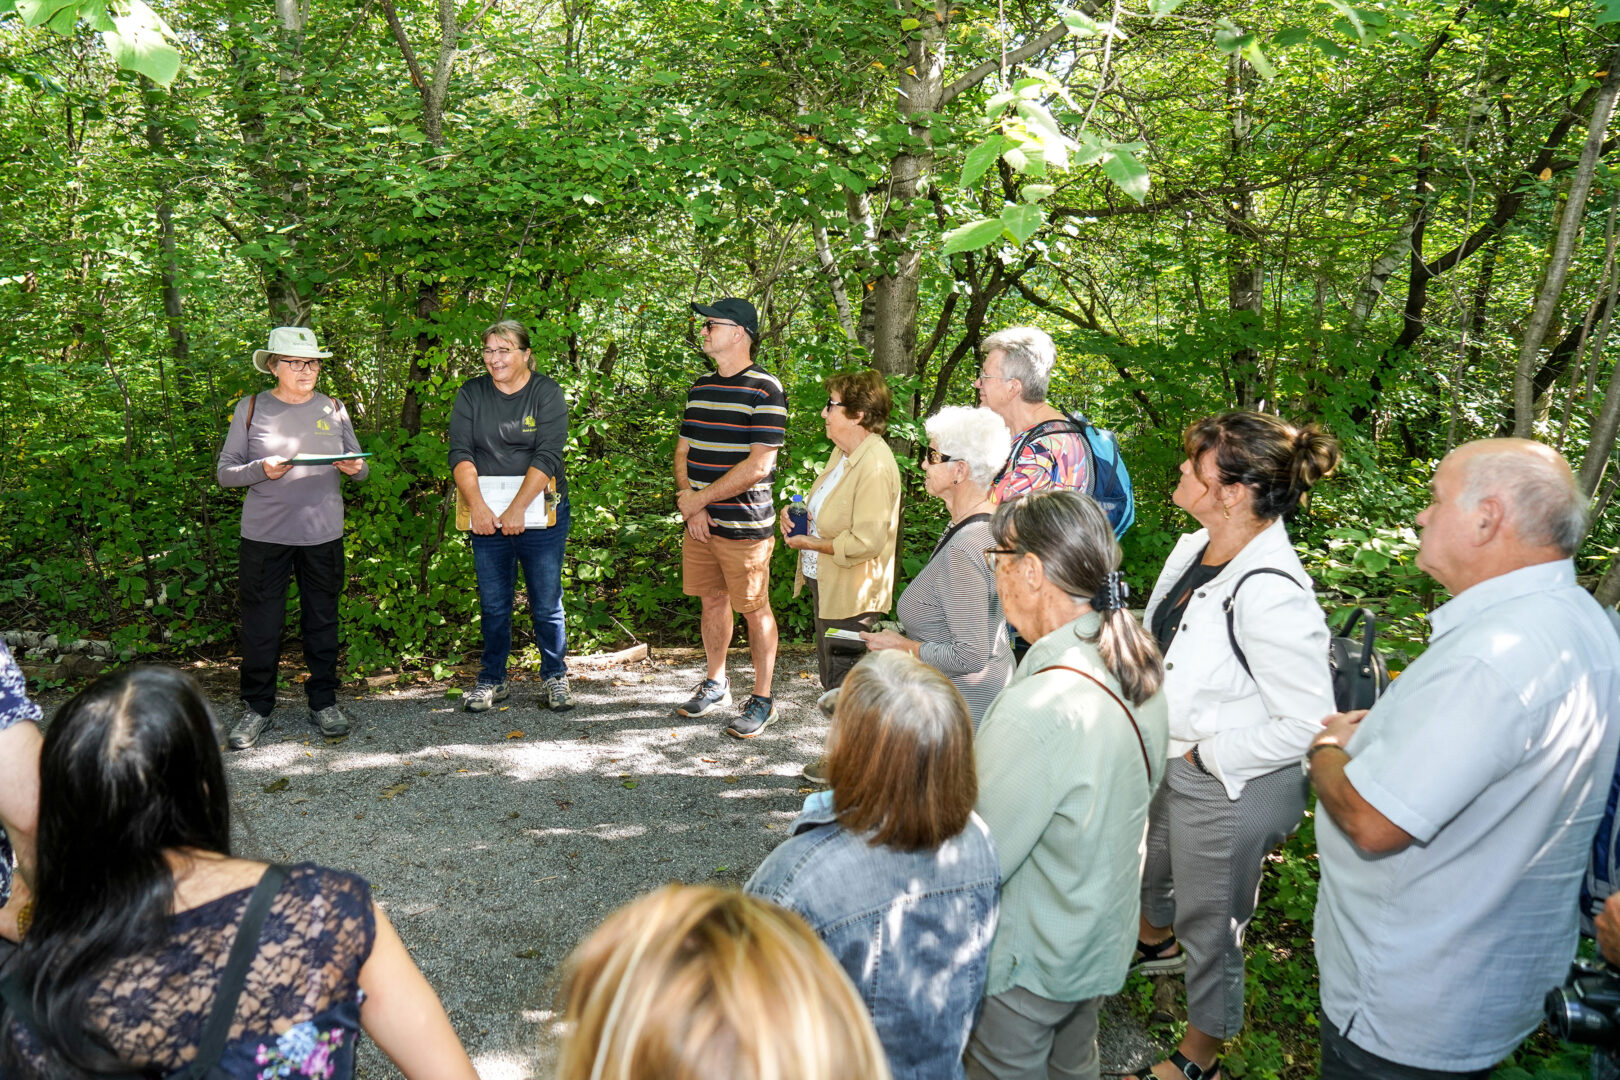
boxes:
[4,863,375,1080]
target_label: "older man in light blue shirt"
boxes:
[1307,438,1620,1080]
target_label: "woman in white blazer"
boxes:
[1131,411,1340,1080]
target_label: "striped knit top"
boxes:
[679,364,789,540]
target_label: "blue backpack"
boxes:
[994,411,1136,538]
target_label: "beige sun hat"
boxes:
[252,326,333,374]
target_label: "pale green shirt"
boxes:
[974,611,1169,1002]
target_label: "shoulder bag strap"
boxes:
[0,866,291,1080]
[991,418,1086,486]
[928,512,991,562]
[1033,664,1151,785]
[243,391,258,439]
[1222,567,1302,679]
[179,863,290,1080]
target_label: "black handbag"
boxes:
[1224,568,1390,712]
[0,863,289,1080]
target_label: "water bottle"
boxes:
[788,494,809,537]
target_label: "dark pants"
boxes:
[239,537,343,716]
[470,500,570,684]
[807,577,883,691]
[1319,1013,1492,1080]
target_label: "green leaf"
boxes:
[982,89,1016,120]
[1242,38,1276,79]
[15,0,76,26]
[959,134,1008,189]
[1214,18,1252,53]
[1598,0,1620,22]
[1323,0,1366,39]
[1147,0,1184,17]
[900,16,920,29]
[1274,26,1311,46]
[941,217,1006,255]
[45,1,73,32]
[1311,34,1348,59]
[100,0,179,86]
[1100,145,1150,204]
[1001,203,1045,244]
[1020,183,1056,203]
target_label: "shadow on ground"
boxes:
[208,647,1166,1078]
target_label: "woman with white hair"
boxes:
[862,406,1014,726]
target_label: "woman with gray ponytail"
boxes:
[1131,411,1340,1080]
[966,490,1169,1080]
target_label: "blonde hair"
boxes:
[555,885,891,1080]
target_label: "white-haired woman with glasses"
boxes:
[862,406,1014,726]
[973,327,1089,502]
[217,327,368,750]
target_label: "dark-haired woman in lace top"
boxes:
[0,666,479,1080]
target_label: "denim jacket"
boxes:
[746,792,1001,1080]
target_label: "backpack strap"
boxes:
[1223,568,1303,680]
[992,416,1087,487]
[178,863,290,1079]
[243,391,258,439]
[1033,664,1152,785]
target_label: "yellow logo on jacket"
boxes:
[316,419,332,432]
[523,415,536,430]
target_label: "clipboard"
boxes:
[456,475,558,530]
[292,451,373,466]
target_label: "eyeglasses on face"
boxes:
[482,347,520,359]
[702,320,739,333]
[983,546,1020,570]
[973,371,1015,386]
[822,399,847,412]
[278,358,321,372]
[924,447,955,465]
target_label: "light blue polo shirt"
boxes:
[1315,560,1620,1071]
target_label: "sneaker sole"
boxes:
[464,694,510,713]
[1130,954,1187,976]
[725,711,777,739]
[548,700,576,713]
[228,720,273,750]
[677,691,732,718]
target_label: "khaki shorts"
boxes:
[683,534,774,614]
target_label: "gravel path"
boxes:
[213,646,1166,1078]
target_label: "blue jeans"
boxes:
[469,500,570,684]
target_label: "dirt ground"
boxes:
[35,644,1167,1078]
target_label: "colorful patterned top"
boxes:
[0,639,41,910]
[990,420,1090,504]
[3,864,375,1080]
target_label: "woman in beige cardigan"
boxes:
[779,369,901,691]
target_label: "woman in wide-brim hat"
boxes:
[216,326,369,750]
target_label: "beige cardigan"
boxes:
[792,432,901,620]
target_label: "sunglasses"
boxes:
[822,399,847,412]
[924,447,956,464]
[702,320,739,332]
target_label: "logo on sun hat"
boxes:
[253,326,333,374]
[690,297,759,341]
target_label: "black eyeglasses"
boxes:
[702,320,739,332]
[822,399,846,412]
[278,358,321,372]
[983,546,1020,570]
[924,447,955,464]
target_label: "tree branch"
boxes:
[379,0,427,93]
[1014,279,1163,425]
[940,21,1070,107]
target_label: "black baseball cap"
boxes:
[691,297,759,341]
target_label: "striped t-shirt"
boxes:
[680,364,788,540]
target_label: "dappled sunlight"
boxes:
[470,1050,536,1080]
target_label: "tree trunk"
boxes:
[1513,59,1620,435]
[1224,54,1263,408]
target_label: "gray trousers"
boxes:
[1140,757,1307,1038]
[964,987,1103,1080]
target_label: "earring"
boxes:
[1222,503,1231,519]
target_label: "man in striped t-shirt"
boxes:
[674,298,789,738]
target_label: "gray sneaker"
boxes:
[227,703,273,750]
[543,675,575,712]
[677,678,731,717]
[311,704,350,737]
[464,681,510,712]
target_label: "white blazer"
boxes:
[1142,518,1336,800]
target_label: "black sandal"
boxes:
[1132,1051,1222,1080]
[1129,932,1187,975]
